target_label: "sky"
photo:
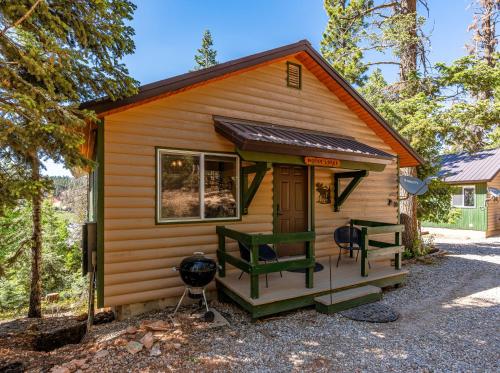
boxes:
[45,0,474,176]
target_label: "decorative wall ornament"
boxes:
[315,183,331,204]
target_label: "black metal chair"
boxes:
[238,242,282,287]
[333,226,370,268]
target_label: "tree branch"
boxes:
[365,61,401,66]
[0,0,43,37]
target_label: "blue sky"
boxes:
[46,0,473,176]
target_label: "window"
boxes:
[156,149,240,223]
[451,185,476,208]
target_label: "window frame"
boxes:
[451,185,476,209]
[155,147,241,224]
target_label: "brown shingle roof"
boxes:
[440,148,500,183]
[213,116,394,162]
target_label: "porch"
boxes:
[216,220,406,319]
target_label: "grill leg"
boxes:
[202,289,210,313]
[172,288,187,318]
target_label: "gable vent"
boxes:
[286,62,302,89]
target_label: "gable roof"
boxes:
[81,40,423,167]
[440,147,500,183]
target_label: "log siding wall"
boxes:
[103,58,398,307]
[487,172,500,237]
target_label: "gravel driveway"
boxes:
[4,238,499,372]
[191,238,499,373]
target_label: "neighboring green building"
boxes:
[423,148,500,236]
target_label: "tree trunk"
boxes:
[28,154,42,318]
[480,0,497,69]
[398,0,418,86]
[396,0,421,254]
[400,167,420,253]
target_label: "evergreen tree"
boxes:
[194,30,218,70]
[321,0,372,86]
[0,0,138,317]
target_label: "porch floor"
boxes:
[216,255,407,309]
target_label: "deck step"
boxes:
[314,285,382,314]
[368,245,404,259]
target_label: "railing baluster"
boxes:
[250,242,259,299]
[361,227,369,277]
[395,231,402,270]
[217,231,226,278]
[305,240,314,288]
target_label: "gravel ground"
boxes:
[2,237,499,372]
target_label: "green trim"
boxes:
[237,149,386,171]
[239,149,305,165]
[315,292,381,314]
[286,61,302,89]
[333,170,368,212]
[396,156,401,224]
[96,119,105,308]
[241,162,270,215]
[216,273,406,319]
[154,146,242,225]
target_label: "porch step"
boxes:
[368,245,404,259]
[314,285,382,314]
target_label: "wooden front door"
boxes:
[274,165,308,257]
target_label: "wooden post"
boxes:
[361,227,369,277]
[395,231,402,270]
[250,243,259,299]
[305,240,314,288]
[217,231,226,278]
[349,220,354,258]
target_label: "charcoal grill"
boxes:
[172,252,217,322]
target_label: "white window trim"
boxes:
[156,148,240,223]
[451,185,476,209]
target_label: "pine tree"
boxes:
[321,0,372,86]
[194,30,218,70]
[0,0,138,317]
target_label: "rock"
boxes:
[173,343,181,349]
[71,359,86,368]
[150,343,162,357]
[143,320,170,331]
[93,310,115,325]
[50,366,70,373]
[140,332,154,349]
[94,349,110,359]
[126,341,143,354]
[0,362,24,373]
[126,326,137,334]
[113,337,127,346]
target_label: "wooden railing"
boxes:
[350,219,404,277]
[216,226,316,299]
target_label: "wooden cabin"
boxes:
[81,40,423,319]
[423,148,500,237]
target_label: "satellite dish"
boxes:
[399,175,431,196]
[488,187,500,198]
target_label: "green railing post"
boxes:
[250,243,259,299]
[349,220,354,258]
[361,227,369,277]
[395,231,402,270]
[305,240,314,288]
[217,230,226,278]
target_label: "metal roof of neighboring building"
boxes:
[440,147,500,183]
[213,116,394,162]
